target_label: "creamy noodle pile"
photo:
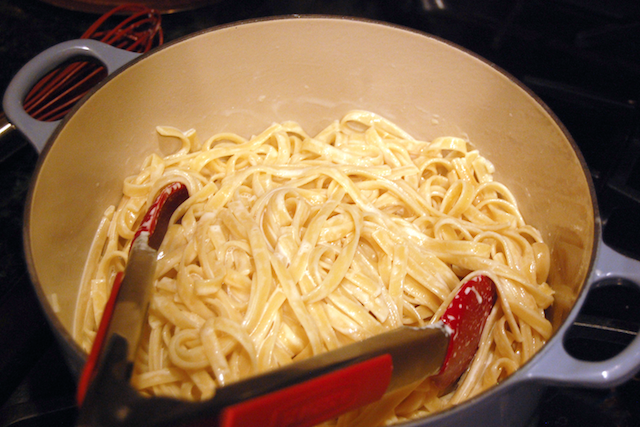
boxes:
[76,111,554,425]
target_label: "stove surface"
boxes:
[1,1,639,426]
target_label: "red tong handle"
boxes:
[77,183,189,405]
[135,182,190,251]
[431,275,496,388]
[220,355,393,427]
[77,216,494,427]
[220,275,495,426]
[77,271,124,405]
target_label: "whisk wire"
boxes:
[22,4,163,122]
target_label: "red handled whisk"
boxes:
[21,4,163,123]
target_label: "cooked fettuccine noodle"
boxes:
[75,111,553,425]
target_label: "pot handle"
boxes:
[526,241,640,388]
[2,39,139,153]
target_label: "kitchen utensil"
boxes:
[0,3,162,158]
[77,258,495,427]
[76,181,189,405]
[5,17,640,427]
[40,0,220,14]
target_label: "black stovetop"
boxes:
[1,1,640,426]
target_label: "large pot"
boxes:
[5,16,640,427]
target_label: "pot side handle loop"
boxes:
[526,242,640,388]
[2,39,139,153]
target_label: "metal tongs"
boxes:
[76,182,496,427]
